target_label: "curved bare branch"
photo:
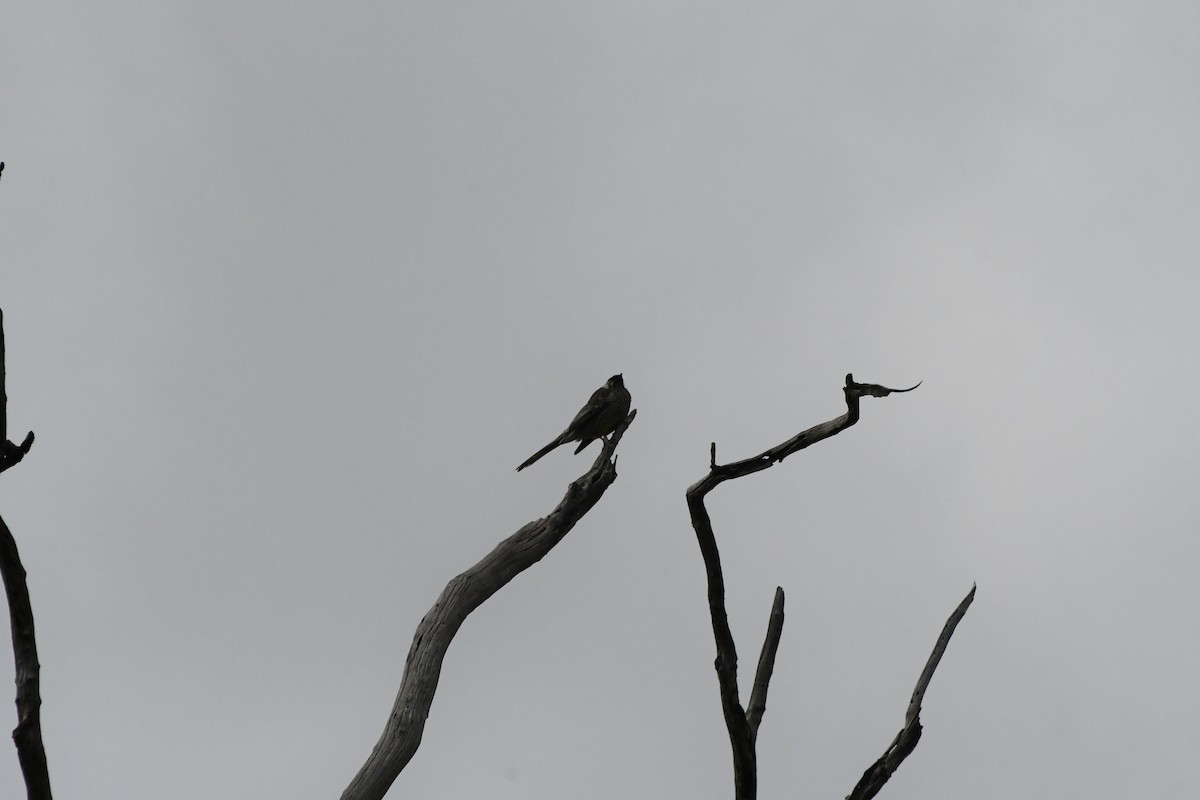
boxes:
[685,374,920,800]
[340,410,636,800]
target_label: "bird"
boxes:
[516,374,631,471]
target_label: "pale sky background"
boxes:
[3,3,1199,798]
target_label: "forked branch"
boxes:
[340,410,636,800]
[685,374,920,800]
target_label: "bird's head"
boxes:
[609,374,624,387]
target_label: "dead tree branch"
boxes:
[340,409,636,800]
[0,515,50,800]
[0,311,36,477]
[685,374,920,800]
[745,586,784,744]
[847,584,976,800]
[0,308,51,800]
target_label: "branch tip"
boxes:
[848,378,922,399]
[848,585,975,800]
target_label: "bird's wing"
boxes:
[564,385,610,434]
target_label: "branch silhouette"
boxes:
[0,306,51,800]
[686,373,942,800]
[847,584,976,800]
[341,408,636,800]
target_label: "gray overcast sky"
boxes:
[3,3,1199,798]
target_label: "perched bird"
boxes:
[517,374,631,471]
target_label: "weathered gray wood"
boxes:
[340,410,635,800]
[847,584,976,800]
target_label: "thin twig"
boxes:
[846,584,976,800]
[745,587,785,742]
[0,310,35,476]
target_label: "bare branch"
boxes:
[846,584,976,800]
[685,485,756,799]
[340,411,636,800]
[745,587,785,742]
[0,434,35,476]
[0,515,51,800]
[694,374,921,486]
[0,308,52,800]
[0,310,36,476]
[854,379,922,398]
[686,374,918,800]
[1,308,5,443]
[906,583,975,726]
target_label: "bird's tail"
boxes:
[516,435,567,471]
